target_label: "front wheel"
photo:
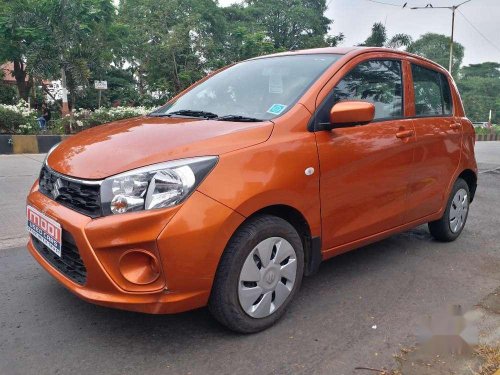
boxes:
[209,215,304,333]
[428,178,470,242]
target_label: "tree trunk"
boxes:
[171,51,182,93]
[60,67,70,116]
[29,75,36,107]
[13,60,31,101]
[137,66,145,96]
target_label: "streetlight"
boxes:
[409,0,471,74]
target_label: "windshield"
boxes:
[152,54,342,121]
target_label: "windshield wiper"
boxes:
[216,115,263,122]
[148,112,169,117]
[148,110,219,119]
[148,111,263,122]
[167,110,219,119]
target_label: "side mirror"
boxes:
[328,100,375,129]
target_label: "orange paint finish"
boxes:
[119,250,161,285]
[26,47,477,316]
[197,103,322,238]
[156,191,245,302]
[27,184,244,313]
[47,116,273,179]
[84,202,180,293]
[315,117,417,249]
[329,101,375,125]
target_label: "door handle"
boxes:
[450,123,462,130]
[396,129,414,139]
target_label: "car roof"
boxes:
[250,46,447,73]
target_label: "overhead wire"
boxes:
[457,9,500,54]
[363,0,402,7]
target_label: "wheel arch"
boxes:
[245,205,322,277]
[458,169,477,202]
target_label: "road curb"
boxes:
[0,135,64,154]
[0,134,497,154]
[476,134,500,141]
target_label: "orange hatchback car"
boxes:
[26,47,477,332]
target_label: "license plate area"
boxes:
[27,205,62,257]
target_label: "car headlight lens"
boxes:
[100,156,218,215]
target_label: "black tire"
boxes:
[428,178,470,242]
[209,215,304,333]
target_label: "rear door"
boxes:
[314,57,416,250]
[405,63,462,222]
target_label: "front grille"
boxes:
[39,165,102,218]
[31,231,87,285]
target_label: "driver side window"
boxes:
[315,59,403,128]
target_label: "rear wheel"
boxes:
[428,178,470,242]
[209,215,304,333]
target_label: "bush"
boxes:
[0,100,39,134]
[54,106,155,133]
[0,99,155,135]
[0,84,18,105]
[475,125,500,135]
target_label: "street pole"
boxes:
[60,67,70,116]
[449,7,455,73]
[410,0,471,75]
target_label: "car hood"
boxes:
[47,116,273,179]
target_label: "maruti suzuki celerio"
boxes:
[26,47,478,333]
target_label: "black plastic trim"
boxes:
[31,232,87,285]
[305,236,322,276]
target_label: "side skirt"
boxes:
[321,212,442,261]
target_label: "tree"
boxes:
[218,4,277,63]
[0,0,48,100]
[360,22,412,49]
[245,0,342,50]
[461,62,500,80]
[457,62,500,123]
[0,83,18,105]
[116,0,345,97]
[0,0,115,112]
[36,0,115,113]
[3,0,345,110]
[217,0,343,66]
[117,0,227,96]
[407,33,464,75]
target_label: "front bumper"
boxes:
[27,182,244,314]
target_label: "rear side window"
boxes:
[411,64,453,117]
[331,60,403,120]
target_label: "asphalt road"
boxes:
[0,145,499,375]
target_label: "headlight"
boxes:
[100,156,218,215]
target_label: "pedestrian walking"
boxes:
[37,103,51,131]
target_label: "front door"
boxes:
[314,58,415,250]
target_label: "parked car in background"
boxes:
[26,47,477,333]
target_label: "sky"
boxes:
[218,0,500,65]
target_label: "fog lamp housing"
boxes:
[119,250,160,285]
